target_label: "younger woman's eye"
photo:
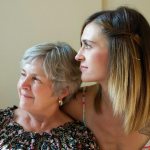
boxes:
[82,41,92,49]
[85,43,91,49]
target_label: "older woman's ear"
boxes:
[60,87,69,100]
[58,87,69,106]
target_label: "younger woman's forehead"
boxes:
[81,23,109,47]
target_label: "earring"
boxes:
[58,97,63,106]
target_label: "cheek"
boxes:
[34,88,42,94]
[92,51,108,74]
[17,80,22,97]
[34,88,52,100]
[92,53,105,65]
[100,54,108,67]
[17,79,21,90]
[33,85,48,95]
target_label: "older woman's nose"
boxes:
[21,77,31,90]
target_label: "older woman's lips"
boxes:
[21,94,33,99]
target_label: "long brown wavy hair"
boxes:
[81,6,150,133]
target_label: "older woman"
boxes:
[0,42,99,149]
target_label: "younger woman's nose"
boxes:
[75,49,85,61]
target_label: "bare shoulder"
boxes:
[62,84,98,121]
[62,88,83,121]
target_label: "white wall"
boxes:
[102,0,150,23]
[0,0,101,108]
[1,0,150,108]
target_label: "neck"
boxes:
[15,108,72,133]
[97,82,113,110]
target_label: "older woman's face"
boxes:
[75,22,109,85]
[17,59,58,114]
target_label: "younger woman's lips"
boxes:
[80,66,88,71]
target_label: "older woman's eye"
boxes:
[21,72,26,77]
[32,77,39,81]
[32,76,42,83]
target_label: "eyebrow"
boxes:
[21,68,45,78]
[82,39,96,44]
[21,69,26,73]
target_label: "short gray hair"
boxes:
[21,42,81,99]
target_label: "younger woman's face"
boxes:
[75,22,109,85]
